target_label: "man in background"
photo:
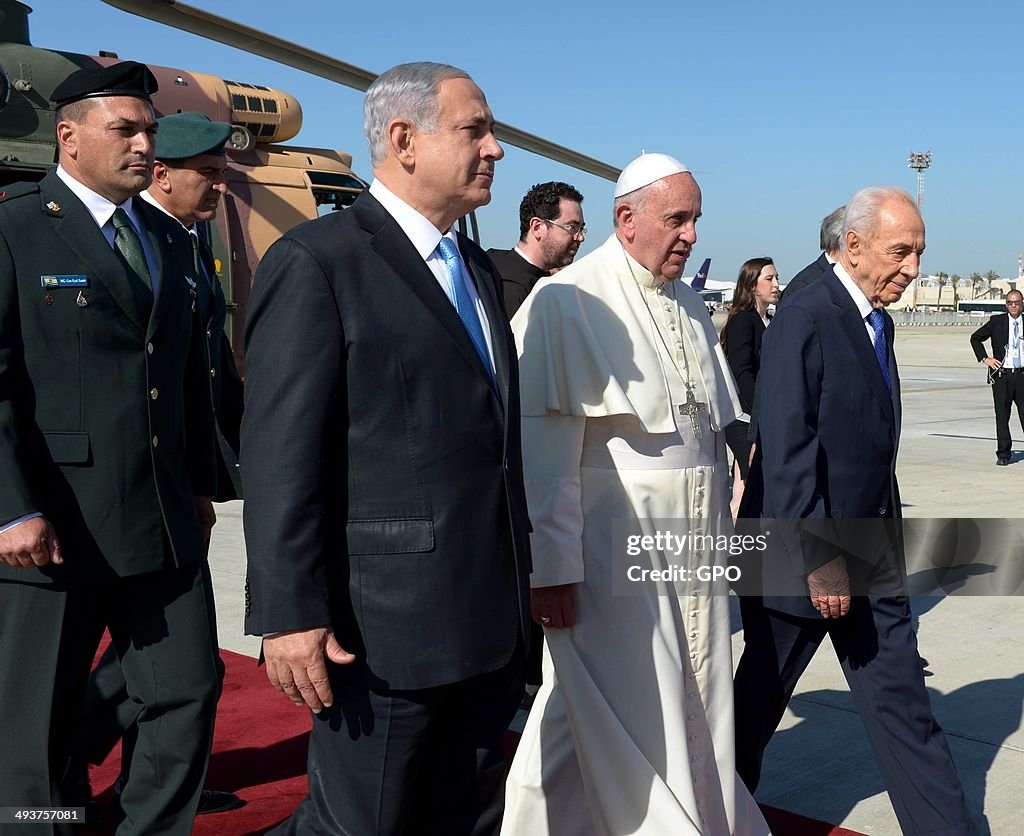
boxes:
[778,204,844,304]
[970,289,1024,465]
[64,111,244,820]
[488,180,584,316]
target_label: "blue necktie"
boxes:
[437,237,494,382]
[868,309,892,396]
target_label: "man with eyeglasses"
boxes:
[971,289,1024,465]
[487,180,585,317]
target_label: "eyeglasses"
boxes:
[537,217,586,239]
[1007,300,1022,306]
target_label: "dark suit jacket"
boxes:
[754,269,903,617]
[241,191,532,690]
[486,247,549,318]
[721,308,765,413]
[193,231,243,501]
[778,252,830,306]
[970,311,1019,365]
[0,172,215,584]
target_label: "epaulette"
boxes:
[0,181,41,203]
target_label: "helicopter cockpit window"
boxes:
[309,171,365,215]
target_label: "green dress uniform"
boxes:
[0,169,220,834]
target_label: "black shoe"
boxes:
[59,758,103,828]
[197,789,244,815]
[997,457,1010,466]
[114,774,243,816]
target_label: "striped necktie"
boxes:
[867,309,892,396]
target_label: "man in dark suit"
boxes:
[734,187,976,834]
[777,204,844,305]
[487,180,585,317]
[970,289,1024,465]
[63,112,243,818]
[242,62,531,835]
[0,63,219,834]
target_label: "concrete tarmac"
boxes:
[206,324,1023,835]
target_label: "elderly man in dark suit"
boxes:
[734,186,976,835]
[63,111,243,820]
[242,62,531,835]
[778,204,845,305]
[970,289,1024,465]
[0,63,219,834]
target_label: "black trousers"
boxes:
[733,595,975,835]
[991,370,1024,458]
[274,647,524,836]
[69,558,225,776]
[0,561,219,836]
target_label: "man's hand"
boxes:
[983,357,1002,371]
[194,496,216,541]
[0,516,62,568]
[531,584,578,629]
[263,627,356,713]
[807,556,850,619]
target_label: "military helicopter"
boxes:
[0,0,620,364]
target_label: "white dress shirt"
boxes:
[57,165,161,296]
[368,179,495,376]
[833,261,879,347]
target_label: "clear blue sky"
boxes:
[29,0,1024,284]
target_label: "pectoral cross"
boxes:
[677,386,706,438]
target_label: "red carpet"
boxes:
[86,647,863,835]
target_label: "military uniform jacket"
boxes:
[0,171,216,584]
[192,231,243,501]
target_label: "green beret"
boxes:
[51,60,158,108]
[155,112,232,161]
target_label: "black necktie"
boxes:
[111,208,152,292]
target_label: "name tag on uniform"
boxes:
[40,274,89,288]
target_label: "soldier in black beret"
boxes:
[0,62,220,834]
[65,111,245,818]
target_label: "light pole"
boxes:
[908,151,932,308]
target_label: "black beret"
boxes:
[155,112,232,160]
[51,61,158,108]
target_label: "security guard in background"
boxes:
[63,112,245,820]
[0,63,220,835]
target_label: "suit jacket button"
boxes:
[878,507,887,516]
[152,435,159,448]
[147,342,154,354]
[149,388,159,400]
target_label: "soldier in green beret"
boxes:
[63,112,245,820]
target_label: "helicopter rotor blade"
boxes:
[99,0,621,182]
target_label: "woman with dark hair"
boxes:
[720,257,780,517]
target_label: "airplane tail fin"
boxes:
[690,257,711,291]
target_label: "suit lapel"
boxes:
[355,193,498,393]
[824,272,896,426]
[134,198,185,341]
[42,174,150,334]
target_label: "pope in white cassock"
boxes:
[501,154,770,835]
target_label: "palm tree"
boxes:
[950,274,961,309]
[970,272,983,298]
[984,270,1000,290]
[935,271,948,308]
